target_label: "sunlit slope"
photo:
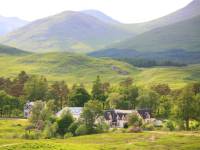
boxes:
[135,64,200,88]
[0,52,199,88]
[0,52,139,85]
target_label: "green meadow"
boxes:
[0,119,200,150]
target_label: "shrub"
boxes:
[43,122,58,139]
[21,132,42,139]
[57,110,74,136]
[165,120,175,131]
[128,112,143,127]
[64,132,73,139]
[142,123,154,131]
[95,122,109,133]
[75,124,88,136]
[68,122,79,136]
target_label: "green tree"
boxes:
[107,92,127,109]
[50,81,69,109]
[57,110,74,136]
[0,91,21,117]
[69,85,90,107]
[176,85,198,130]
[24,76,48,101]
[91,76,106,103]
[81,100,103,133]
[137,90,159,115]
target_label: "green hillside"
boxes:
[111,15,200,52]
[0,44,29,55]
[135,64,200,89]
[0,11,133,53]
[0,51,199,88]
[0,52,139,85]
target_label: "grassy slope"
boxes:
[0,44,29,55]
[0,52,199,89]
[0,119,200,150]
[111,15,200,52]
[135,64,200,89]
[0,52,139,86]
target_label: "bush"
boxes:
[95,122,109,133]
[165,120,175,131]
[21,132,42,139]
[64,132,73,139]
[57,110,74,136]
[68,122,79,136]
[142,123,154,131]
[75,124,88,136]
[128,112,143,127]
[43,122,58,139]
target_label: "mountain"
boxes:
[109,15,200,53]
[0,44,29,55]
[0,16,28,35]
[125,0,200,34]
[81,10,120,24]
[91,14,200,64]
[0,11,134,53]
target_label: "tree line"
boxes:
[0,71,200,130]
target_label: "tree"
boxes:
[119,85,139,109]
[50,81,69,109]
[57,110,74,136]
[137,91,159,115]
[29,101,45,124]
[69,85,90,107]
[176,85,198,130]
[29,100,55,130]
[24,76,48,101]
[127,86,139,109]
[91,76,106,103]
[81,100,103,133]
[0,91,22,117]
[10,71,29,97]
[107,92,128,109]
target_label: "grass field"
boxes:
[0,119,200,150]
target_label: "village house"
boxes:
[24,102,34,118]
[104,109,151,128]
[56,107,83,119]
[24,102,153,128]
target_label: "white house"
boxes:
[56,107,83,119]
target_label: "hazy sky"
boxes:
[0,0,193,23]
